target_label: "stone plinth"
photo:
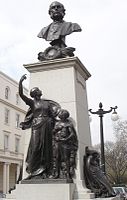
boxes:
[16,183,75,200]
[23,57,93,199]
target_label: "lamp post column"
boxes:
[89,102,118,174]
[99,114,105,173]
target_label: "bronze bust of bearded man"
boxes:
[37,1,82,61]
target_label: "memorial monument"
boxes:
[15,2,94,200]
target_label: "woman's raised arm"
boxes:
[19,74,32,106]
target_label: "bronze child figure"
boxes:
[52,109,78,180]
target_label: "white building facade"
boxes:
[0,71,28,194]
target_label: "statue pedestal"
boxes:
[16,183,75,200]
[22,57,93,199]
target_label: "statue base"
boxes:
[38,46,75,61]
[21,178,73,184]
[16,183,75,200]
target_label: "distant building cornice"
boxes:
[0,71,28,92]
[0,98,27,114]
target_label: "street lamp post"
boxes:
[89,102,118,173]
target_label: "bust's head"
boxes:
[48,1,65,21]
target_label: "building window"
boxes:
[16,114,20,128]
[16,93,20,105]
[15,138,20,152]
[5,108,10,124]
[4,135,9,150]
[5,86,10,100]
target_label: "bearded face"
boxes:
[49,2,65,21]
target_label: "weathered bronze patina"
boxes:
[19,75,78,181]
[83,147,116,197]
[37,1,81,61]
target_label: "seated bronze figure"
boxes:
[83,146,116,197]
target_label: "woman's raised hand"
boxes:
[20,74,27,82]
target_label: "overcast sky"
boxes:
[1,0,127,145]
